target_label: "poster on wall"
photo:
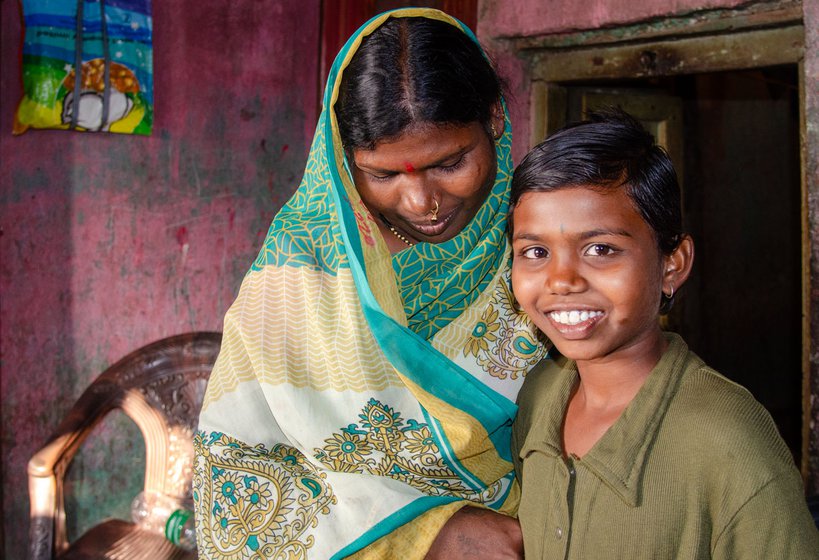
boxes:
[13,0,153,136]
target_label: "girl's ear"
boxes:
[662,235,694,296]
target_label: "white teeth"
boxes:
[550,310,602,325]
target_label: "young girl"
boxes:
[509,109,819,559]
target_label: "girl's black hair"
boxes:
[336,16,502,151]
[510,108,683,256]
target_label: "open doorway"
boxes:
[542,67,802,461]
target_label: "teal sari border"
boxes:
[422,409,485,493]
[329,495,461,560]
[321,171,519,443]
[358,294,518,427]
[320,12,520,538]
[321,12,518,435]
[329,472,516,559]
[484,471,516,510]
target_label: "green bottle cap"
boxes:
[165,509,193,545]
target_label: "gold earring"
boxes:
[430,199,439,222]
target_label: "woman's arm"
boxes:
[425,507,523,560]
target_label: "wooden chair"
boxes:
[28,332,222,560]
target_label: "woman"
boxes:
[193,8,547,559]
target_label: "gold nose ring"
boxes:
[431,199,439,222]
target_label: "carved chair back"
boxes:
[28,332,222,559]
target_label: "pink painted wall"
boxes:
[477,0,751,162]
[0,1,320,556]
[480,0,747,38]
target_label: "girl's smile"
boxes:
[545,308,605,339]
[511,186,684,371]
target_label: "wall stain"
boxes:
[1,0,321,557]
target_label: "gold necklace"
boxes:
[381,215,415,246]
[387,223,415,246]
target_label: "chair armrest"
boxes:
[28,380,123,559]
[28,440,67,560]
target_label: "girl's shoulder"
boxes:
[666,352,796,479]
[674,354,776,434]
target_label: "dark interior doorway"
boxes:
[557,65,802,461]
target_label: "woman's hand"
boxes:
[424,506,524,559]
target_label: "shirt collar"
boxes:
[519,333,691,507]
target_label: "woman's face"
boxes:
[351,120,499,250]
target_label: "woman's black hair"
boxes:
[336,16,502,151]
[510,107,683,256]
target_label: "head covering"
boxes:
[194,9,547,559]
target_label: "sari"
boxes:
[193,8,547,559]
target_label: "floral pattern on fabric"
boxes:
[314,399,475,496]
[464,274,545,380]
[196,9,550,557]
[193,431,337,560]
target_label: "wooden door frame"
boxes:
[513,0,819,491]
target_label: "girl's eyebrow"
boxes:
[511,231,542,242]
[580,228,633,240]
[511,227,634,243]
[513,228,632,241]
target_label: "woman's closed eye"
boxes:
[368,171,397,182]
[437,155,466,173]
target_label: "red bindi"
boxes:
[404,162,415,173]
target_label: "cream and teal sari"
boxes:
[193,8,547,559]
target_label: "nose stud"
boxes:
[430,199,439,222]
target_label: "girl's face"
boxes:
[351,120,500,251]
[511,186,690,367]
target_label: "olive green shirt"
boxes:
[512,333,819,559]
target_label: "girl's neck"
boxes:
[573,329,667,410]
[562,329,668,458]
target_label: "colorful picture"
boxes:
[14,0,153,135]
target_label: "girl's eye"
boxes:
[438,155,466,173]
[585,243,617,257]
[519,246,548,259]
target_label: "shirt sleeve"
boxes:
[712,473,819,559]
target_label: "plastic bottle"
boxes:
[131,490,197,551]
